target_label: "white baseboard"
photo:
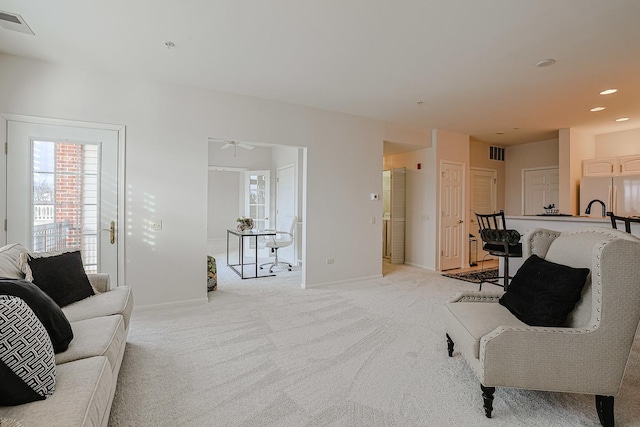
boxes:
[404,261,435,271]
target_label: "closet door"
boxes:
[390,168,406,264]
[523,167,559,215]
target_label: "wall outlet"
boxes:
[150,220,163,230]
[326,258,334,264]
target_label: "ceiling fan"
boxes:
[208,138,255,157]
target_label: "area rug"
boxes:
[442,267,498,284]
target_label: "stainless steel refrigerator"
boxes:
[579,176,640,217]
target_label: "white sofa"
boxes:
[0,244,133,427]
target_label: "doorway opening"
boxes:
[469,168,497,265]
[206,141,305,291]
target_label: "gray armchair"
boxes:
[443,227,640,426]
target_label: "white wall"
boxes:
[505,139,559,215]
[595,128,640,157]
[559,128,595,215]
[0,53,386,305]
[207,171,240,240]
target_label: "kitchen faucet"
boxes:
[585,199,607,217]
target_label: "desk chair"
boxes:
[607,211,640,233]
[259,215,297,273]
[474,210,522,291]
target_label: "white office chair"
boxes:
[259,215,297,273]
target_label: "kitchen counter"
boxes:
[506,214,638,236]
[506,214,609,224]
[489,215,640,282]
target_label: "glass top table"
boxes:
[226,229,277,279]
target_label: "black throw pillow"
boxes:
[27,250,95,308]
[0,279,74,353]
[499,254,590,327]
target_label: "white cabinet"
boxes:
[619,155,640,175]
[583,158,618,176]
[583,154,640,177]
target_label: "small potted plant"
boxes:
[236,216,254,231]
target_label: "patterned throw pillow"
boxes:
[0,296,56,405]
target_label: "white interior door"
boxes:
[523,167,559,215]
[440,162,464,270]
[6,120,120,282]
[470,168,497,263]
[276,164,296,264]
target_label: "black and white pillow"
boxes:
[0,295,56,406]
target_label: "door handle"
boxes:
[101,221,115,244]
[458,220,464,224]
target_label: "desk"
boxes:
[226,229,277,279]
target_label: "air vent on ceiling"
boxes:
[0,11,35,35]
[489,146,505,161]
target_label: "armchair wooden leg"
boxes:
[446,334,454,357]
[480,385,496,418]
[595,395,614,427]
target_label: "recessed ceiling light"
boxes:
[616,117,629,122]
[536,59,556,67]
[165,41,176,49]
[590,107,606,112]
[600,89,617,95]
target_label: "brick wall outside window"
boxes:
[55,143,83,249]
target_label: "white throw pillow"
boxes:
[0,243,29,279]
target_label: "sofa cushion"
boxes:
[443,300,528,359]
[21,250,95,308]
[63,286,133,330]
[0,356,113,427]
[0,279,73,353]
[0,243,28,279]
[0,296,56,406]
[499,254,590,327]
[56,315,126,373]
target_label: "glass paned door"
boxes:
[245,170,270,231]
[32,140,100,272]
[7,120,120,284]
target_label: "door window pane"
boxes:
[31,140,100,273]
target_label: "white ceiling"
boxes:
[1,0,639,146]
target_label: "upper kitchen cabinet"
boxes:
[583,157,618,176]
[619,155,640,175]
[583,154,640,177]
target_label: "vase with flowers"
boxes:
[236,216,254,232]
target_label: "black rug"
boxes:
[442,267,498,284]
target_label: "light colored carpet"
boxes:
[109,259,640,426]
